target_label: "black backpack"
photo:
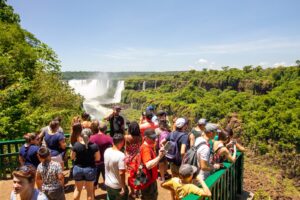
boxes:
[165,131,185,165]
[182,141,208,167]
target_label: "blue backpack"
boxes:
[165,131,185,165]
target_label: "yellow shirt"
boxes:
[162,177,205,199]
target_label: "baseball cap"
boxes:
[146,105,154,111]
[175,118,186,128]
[144,128,157,139]
[198,118,207,125]
[179,164,198,178]
[205,123,218,133]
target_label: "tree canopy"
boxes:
[122,66,300,177]
[0,0,83,139]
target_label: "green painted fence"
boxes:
[1,136,244,200]
[0,134,71,179]
[183,152,244,200]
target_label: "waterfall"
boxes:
[142,81,146,91]
[112,80,125,103]
[106,79,110,89]
[68,79,125,120]
[154,80,157,89]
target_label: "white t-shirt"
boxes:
[104,147,126,189]
[195,137,211,180]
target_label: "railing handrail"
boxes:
[0,133,71,179]
[0,134,71,145]
[183,152,244,200]
[0,134,244,199]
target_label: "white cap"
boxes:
[198,118,207,125]
[175,118,186,128]
[205,123,218,133]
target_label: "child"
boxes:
[161,164,211,200]
[11,165,47,200]
[36,147,65,200]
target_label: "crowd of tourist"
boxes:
[12,105,245,200]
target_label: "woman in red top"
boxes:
[125,121,142,198]
[125,121,142,157]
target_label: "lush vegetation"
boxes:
[0,0,83,139]
[122,65,300,178]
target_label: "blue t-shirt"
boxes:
[166,131,189,149]
[166,131,190,165]
[44,132,65,156]
[19,144,40,168]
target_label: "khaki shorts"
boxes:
[170,163,180,177]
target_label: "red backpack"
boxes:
[127,149,153,190]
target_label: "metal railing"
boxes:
[0,134,71,179]
[183,152,244,200]
[0,136,244,200]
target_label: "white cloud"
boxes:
[257,62,269,68]
[93,37,300,62]
[198,58,208,64]
[188,65,196,70]
[80,37,300,71]
[273,62,286,67]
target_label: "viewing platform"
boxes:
[0,136,244,200]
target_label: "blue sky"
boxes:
[8,0,300,72]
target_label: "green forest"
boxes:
[0,0,299,182]
[122,65,300,178]
[0,0,83,139]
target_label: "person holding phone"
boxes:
[213,130,236,164]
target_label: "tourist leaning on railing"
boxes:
[213,130,237,163]
[19,133,40,168]
[225,127,246,153]
[195,123,221,180]
[40,120,66,169]
[161,164,211,200]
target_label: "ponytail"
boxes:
[23,133,37,144]
[81,128,92,149]
[83,134,89,149]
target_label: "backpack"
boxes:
[165,131,185,165]
[212,144,227,164]
[182,141,208,167]
[127,150,153,190]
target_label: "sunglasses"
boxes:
[15,166,34,175]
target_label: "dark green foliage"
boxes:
[0,0,83,139]
[122,67,300,155]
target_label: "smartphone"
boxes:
[164,141,172,151]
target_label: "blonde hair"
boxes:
[81,128,92,149]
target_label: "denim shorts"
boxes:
[73,165,96,181]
